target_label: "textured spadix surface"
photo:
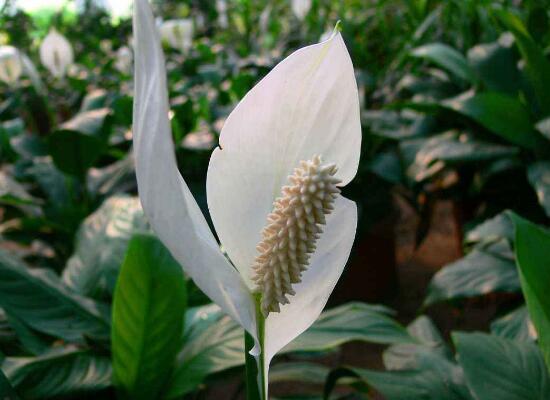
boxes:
[252,156,342,316]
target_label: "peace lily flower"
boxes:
[291,0,312,20]
[134,0,360,396]
[0,46,22,85]
[159,19,194,53]
[115,46,133,74]
[216,0,229,29]
[39,29,74,78]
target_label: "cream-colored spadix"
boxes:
[252,156,341,316]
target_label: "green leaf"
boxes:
[491,306,537,342]
[467,34,520,95]
[48,108,112,177]
[269,362,329,385]
[383,316,451,370]
[464,211,514,247]
[424,241,520,306]
[0,368,19,399]
[454,332,550,399]
[3,348,111,399]
[497,10,550,117]
[510,213,550,373]
[442,91,541,150]
[62,196,148,300]
[411,43,476,84]
[283,302,416,353]
[527,162,550,218]
[79,89,108,112]
[112,234,187,400]
[0,249,110,343]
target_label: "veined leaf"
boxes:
[411,43,476,84]
[0,249,110,343]
[527,162,550,218]
[112,234,187,400]
[491,306,537,342]
[454,332,550,399]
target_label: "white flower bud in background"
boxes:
[160,19,194,53]
[115,46,133,74]
[259,6,271,35]
[292,0,312,20]
[0,46,22,85]
[39,29,74,78]
[216,0,229,29]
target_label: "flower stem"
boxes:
[244,294,266,400]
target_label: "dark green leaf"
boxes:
[464,211,514,247]
[79,89,108,112]
[411,43,476,83]
[3,348,111,399]
[62,196,148,300]
[0,249,110,343]
[112,234,187,400]
[510,213,550,373]
[424,242,520,306]
[527,162,550,218]
[498,11,550,117]
[442,91,541,150]
[454,332,550,399]
[0,367,19,400]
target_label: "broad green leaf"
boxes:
[510,213,550,373]
[62,196,148,300]
[498,11,550,117]
[112,234,187,400]
[48,108,112,177]
[464,211,514,247]
[0,368,18,400]
[467,34,520,95]
[283,302,416,353]
[527,162,550,218]
[3,348,111,399]
[0,171,41,215]
[80,89,108,112]
[329,352,471,400]
[491,306,537,342]
[383,316,451,370]
[87,154,136,197]
[269,362,329,385]
[411,43,476,84]
[442,91,541,150]
[0,249,110,343]
[4,312,50,356]
[424,241,520,306]
[454,332,550,399]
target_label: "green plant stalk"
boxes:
[244,293,266,400]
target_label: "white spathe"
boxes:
[160,19,194,53]
[291,0,312,20]
[39,29,74,78]
[0,46,22,85]
[133,0,360,396]
[216,0,229,28]
[115,46,133,74]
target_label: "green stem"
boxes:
[244,294,266,400]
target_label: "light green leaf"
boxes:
[425,241,520,306]
[454,332,550,399]
[527,162,550,218]
[3,348,111,399]
[510,213,550,373]
[491,306,537,342]
[0,249,110,343]
[62,196,148,300]
[112,234,187,400]
[411,43,476,83]
[269,362,329,385]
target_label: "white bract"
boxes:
[39,29,74,78]
[0,46,22,85]
[160,19,194,53]
[216,0,229,28]
[115,46,133,74]
[133,0,360,395]
[291,0,312,20]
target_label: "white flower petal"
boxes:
[263,196,357,392]
[39,29,73,78]
[207,33,361,286]
[133,0,255,336]
[0,46,22,85]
